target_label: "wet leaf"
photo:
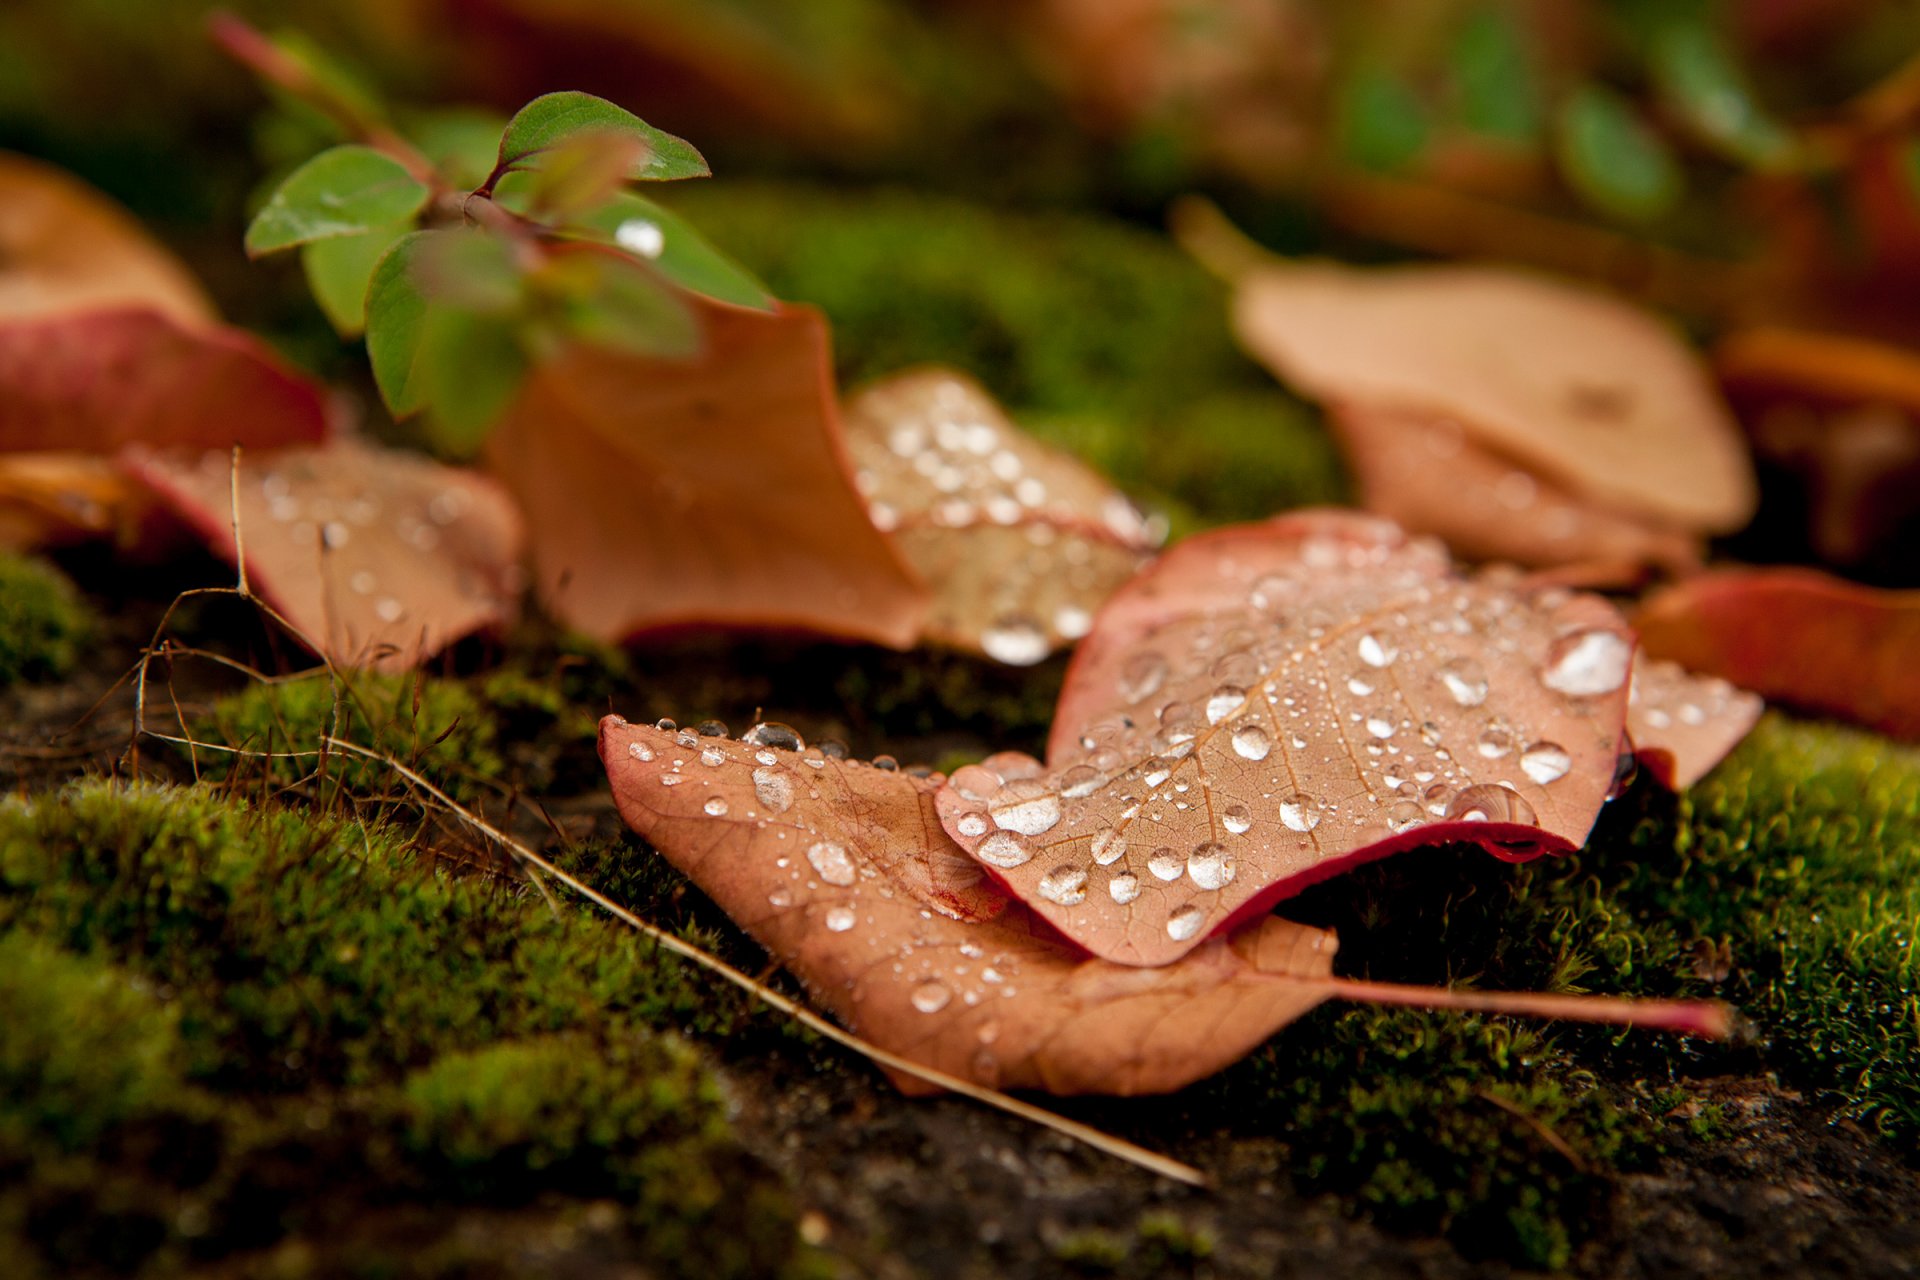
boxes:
[599,716,1342,1095]
[124,441,524,672]
[1224,245,1754,533]
[515,130,654,222]
[1636,568,1920,740]
[495,91,709,183]
[244,145,430,257]
[482,296,928,648]
[937,510,1635,966]
[1626,654,1763,790]
[841,368,1156,665]
[1554,83,1682,223]
[301,221,410,337]
[1329,402,1702,576]
[567,192,772,310]
[0,454,150,550]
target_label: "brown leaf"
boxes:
[0,153,329,456]
[483,298,928,648]
[936,510,1635,967]
[1636,567,1920,740]
[1329,402,1702,577]
[124,441,525,671]
[0,453,149,550]
[1223,255,1755,533]
[841,368,1156,665]
[598,716,1342,1096]
[1626,655,1764,790]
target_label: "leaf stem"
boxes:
[1321,976,1732,1038]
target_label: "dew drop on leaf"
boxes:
[981,614,1050,665]
[1166,903,1207,941]
[1280,793,1321,832]
[824,906,857,933]
[911,981,953,1013]
[1037,865,1089,905]
[807,841,857,886]
[1222,804,1252,834]
[1230,721,1272,761]
[1108,871,1141,904]
[1436,657,1490,707]
[1541,628,1632,696]
[1358,632,1398,667]
[1147,847,1183,880]
[1520,741,1572,785]
[752,767,795,814]
[975,831,1034,868]
[1187,842,1236,889]
[1090,828,1127,865]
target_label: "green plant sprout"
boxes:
[215,13,770,454]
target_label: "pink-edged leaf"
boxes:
[935,510,1635,967]
[124,440,524,671]
[0,309,329,454]
[1625,654,1764,790]
[841,368,1157,664]
[482,297,929,648]
[1329,402,1702,579]
[599,716,1341,1096]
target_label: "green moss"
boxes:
[188,671,504,803]
[0,781,814,1277]
[667,182,1349,526]
[0,553,90,686]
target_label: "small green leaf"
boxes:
[522,131,654,222]
[1555,85,1683,222]
[365,232,435,418]
[560,252,699,359]
[1336,64,1429,174]
[495,91,710,183]
[246,146,429,257]
[1649,19,1797,169]
[573,192,773,309]
[1451,8,1541,144]
[412,309,529,454]
[406,108,511,189]
[301,222,410,336]
[267,29,389,129]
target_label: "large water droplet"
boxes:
[1166,903,1207,941]
[1221,803,1252,834]
[989,785,1062,836]
[1357,632,1398,667]
[975,832,1034,868]
[1436,657,1489,707]
[1365,710,1397,740]
[1384,799,1425,832]
[1147,847,1183,880]
[1477,723,1514,759]
[807,841,857,886]
[1187,842,1236,890]
[1038,865,1089,905]
[1445,783,1538,825]
[742,721,805,752]
[1058,764,1103,799]
[956,812,989,838]
[1541,629,1632,696]
[1519,742,1572,785]
[1205,685,1248,724]
[703,797,729,816]
[699,746,726,767]
[1230,721,1271,761]
[1280,793,1321,832]
[752,767,794,814]
[911,981,952,1013]
[981,615,1049,665]
[1090,828,1127,865]
[825,906,856,932]
[1347,670,1376,696]
[1108,872,1141,904]
[627,741,654,762]
[1117,651,1169,702]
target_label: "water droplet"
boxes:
[1436,657,1489,707]
[1054,604,1093,640]
[615,217,666,258]
[1347,671,1375,696]
[752,767,795,814]
[1541,629,1632,696]
[1477,723,1514,759]
[1038,866,1089,905]
[871,755,899,771]
[1187,842,1236,890]
[768,888,793,908]
[981,615,1049,665]
[1147,847,1183,880]
[703,797,729,816]
[975,832,1033,868]
[911,981,952,1013]
[957,812,989,838]
[1058,765,1103,799]
[1248,573,1295,613]
[1280,793,1321,832]
[696,719,729,737]
[742,721,805,752]
[1222,804,1252,834]
[989,787,1062,836]
[700,746,726,767]
[1231,721,1272,761]
[1117,651,1168,702]
[1108,872,1141,904]
[1519,742,1571,785]
[807,841,857,886]
[1365,711,1397,740]
[1385,799,1424,832]
[1358,632,1397,667]
[1142,759,1173,788]
[1205,685,1248,724]
[1091,828,1127,865]
[1166,903,1207,941]
[1446,783,1538,825]
[374,597,405,623]
[627,741,654,762]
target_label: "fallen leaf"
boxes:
[483,297,928,648]
[124,441,524,671]
[1329,402,1702,577]
[841,368,1157,665]
[1635,567,1920,740]
[936,510,1635,967]
[1626,654,1764,790]
[601,715,1725,1095]
[1204,224,1754,534]
[0,152,330,456]
[0,453,148,550]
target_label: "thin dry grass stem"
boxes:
[1473,1087,1588,1172]
[229,446,249,597]
[1320,977,1732,1039]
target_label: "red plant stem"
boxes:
[1320,977,1733,1039]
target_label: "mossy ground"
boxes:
[0,551,92,687]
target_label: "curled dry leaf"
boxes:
[1208,229,1755,534]
[483,297,927,648]
[935,511,1636,967]
[0,152,328,457]
[1625,654,1764,791]
[841,368,1157,665]
[1636,567,1920,741]
[125,441,525,671]
[599,716,1340,1095]
[1329,402,1702,579]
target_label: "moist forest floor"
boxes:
[3,555,1919,1279]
